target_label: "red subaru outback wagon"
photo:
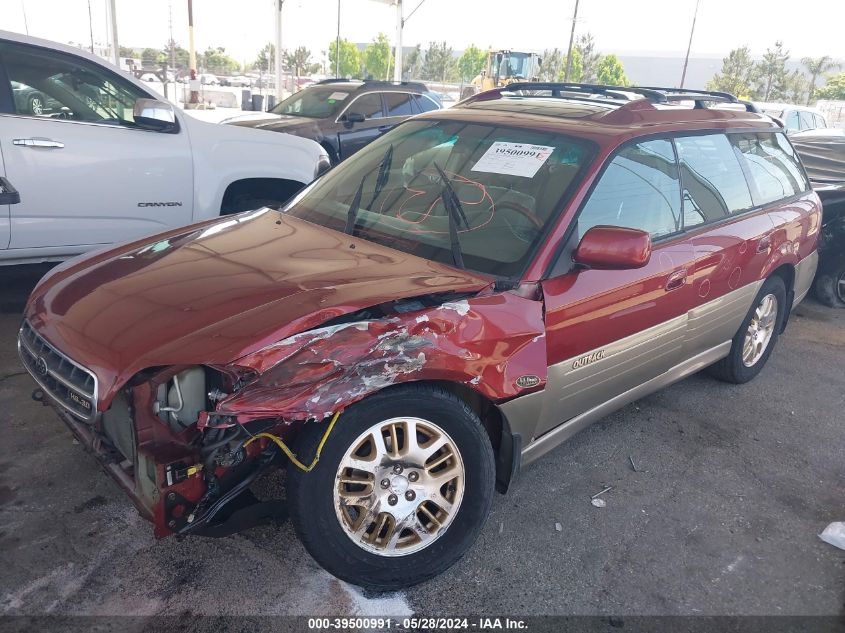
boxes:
[20,83,820,589]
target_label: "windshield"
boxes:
[496,53,533,79]
[284,119,592,278]
[271,85,353,118]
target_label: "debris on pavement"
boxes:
[819,522,845,551]
[591,498,606,508]
[591,486,612,499]
[629,455,638,472]
[555,522,562,531]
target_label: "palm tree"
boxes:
[802,56,840,104]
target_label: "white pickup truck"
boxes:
[0,30,330,265]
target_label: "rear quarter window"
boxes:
[731,132,808,205]
[675,133,753,226]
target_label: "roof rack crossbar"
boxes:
[498,82,760,113]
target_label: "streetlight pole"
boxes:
[275,0,284,99]
[108,0,119,66]
[335,0,341,78]
[563,0,579,82]
[680,0,700,88]
[393,0,403,82]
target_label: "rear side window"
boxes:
[675,134,752,227]
[384,92,415,117]
[798,111,815,131]
[346,93,384,119]
[577,139,681,239]
[784,111,800,131]
[813,113,827,129]
[732,132,808,205]
[412,94,439,114]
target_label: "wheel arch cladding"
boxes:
[214,293,548,443]
[768,263,795,332]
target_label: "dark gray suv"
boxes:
[223,79,441,164]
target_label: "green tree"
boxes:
[457,44,486,81]
[705,46,756,98]
[596,54,628,85]
[754,41,790,101]
[141,47,162,67]
[254,43,275,73]
[164,39,190,70]
[403,44,423,79]
[539,48,564,82]
[329,38,361,78]
[802,56,840,104]
[284,46,313,78]
[363,33,393,80]
[422,41,455,82]
[576,33,601,83]
[118,46,136,58]
[562,46,583,82]
[785,70,808,104]
[202,47,240,74]
[816,72,845,100]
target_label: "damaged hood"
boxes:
[25,209,491,402]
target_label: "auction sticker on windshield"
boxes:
[328,92,349,101]
[471,142,554,178]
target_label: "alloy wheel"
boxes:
[333,416,464,557]
[742,293,778,367]
[30,96,43,115]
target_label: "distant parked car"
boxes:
[223,75,252,87]
[11,80,62,115]
[756,102,828,134]
[0,29,330,265]
[223,79,442,164]
[199,73,220,86]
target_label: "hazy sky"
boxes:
[6,0,844,65]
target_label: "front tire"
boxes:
[28,94,44,115]
[287,385,495,590]
[709,276,786,384]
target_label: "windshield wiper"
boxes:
[369,144,393,209]
[434,162,469,269]
[344,176,365,235]
[345,145,394,235]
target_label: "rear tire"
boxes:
[814,257,845,308]
[287,384,495,590]
[708,276,786,384]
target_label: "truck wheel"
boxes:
[287,385,495,590]
[708,276,786,384]
[814,259,845,308]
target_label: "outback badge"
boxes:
[515,375,541,389]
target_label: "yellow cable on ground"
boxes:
[242,410,341,472]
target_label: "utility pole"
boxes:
[335,0,341,78]
[275,0,284,99]
[680,0,700,88]
[169,1,176,72]
[563,0,579,82]
[108,0,119,66]
[87,0,95,53]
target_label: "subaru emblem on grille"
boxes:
[35,356,48,376]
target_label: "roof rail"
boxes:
[496,82,759,113]
[312,78,429,91]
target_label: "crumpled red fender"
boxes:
[214,292,547,422]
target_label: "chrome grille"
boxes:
[18,320,98,421]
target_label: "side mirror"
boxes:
[133,98,177,132]
[573,225,652,270]
[344,111,365,126]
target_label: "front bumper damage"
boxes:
[19,287,547,538]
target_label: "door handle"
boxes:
[666,269,688,291]
[756,235,772,254]
[12,138,65,149]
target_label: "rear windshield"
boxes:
[271,86,353,118]
[283,119,592,278]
